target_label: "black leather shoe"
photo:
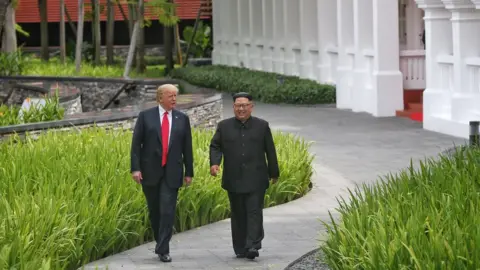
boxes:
[246,248,259,260]
[158,254,172,262]
[236,253,246,258]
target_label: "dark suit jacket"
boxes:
[130,106,194,188]
[209,116,280,193]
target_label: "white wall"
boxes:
[415,0,480,139]
[212,0,404,117]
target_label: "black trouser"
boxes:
[227,190,265,255]
[142,178,178,255]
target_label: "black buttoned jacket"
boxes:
[209,116,280,193]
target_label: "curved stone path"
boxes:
[81,95,465,270]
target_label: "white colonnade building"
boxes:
[211,0,480,139]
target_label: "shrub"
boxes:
[321,146,480,269]
[169,65,336,104]
[0,127,313,269]
[0,50,24,76]
[0,94,65,127]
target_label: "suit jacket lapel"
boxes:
[153,106,162,144]
[169,110,178,151]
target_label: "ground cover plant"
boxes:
[0,95,65,127]
[21,56,171,78]
[0,127,313,269]
[321,146,480,269]
[169,65,336,104]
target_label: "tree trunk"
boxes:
[116,2,131,37]
[164,25,174,74]
[0,1,10,42]
[1,2,16,53]
[59,0,66,63]
[124,0,143,78]
[75,0,85,74]
[164,0,174,74]
[93,0,101,65]
[39,0,49,61]
[127,3,137,68]
[106,0,115,65]
[64,7,78,37]
[136,0,145,74]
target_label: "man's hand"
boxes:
[271,178,278,184]
[184,177,192,186]
[210,165,219,176]
[132,171,142,184]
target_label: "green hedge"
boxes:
[321,147,480,269]
[0,127,313,269]
[170,65,336,104]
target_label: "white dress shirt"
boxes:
[158,106,172,145]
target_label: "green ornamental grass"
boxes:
[0,127,313,269]
[321,146,480,269]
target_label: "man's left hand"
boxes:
[271,178,278,184]
[184,177,192,186]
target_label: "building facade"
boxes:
[15,0,208,23]
[211,0,480,139]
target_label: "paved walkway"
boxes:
[82,95,465,270]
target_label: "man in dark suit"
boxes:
[209,92,280,260]
[130,84,194,263]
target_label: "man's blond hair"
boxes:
[156,84,179,102]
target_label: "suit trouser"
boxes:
[142,178,178,255]
[227,190,266,255]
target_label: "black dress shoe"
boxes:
[236,253,246,258]
[158,254,172,262]
[245,248,259,260]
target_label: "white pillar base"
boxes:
[371,71,403,117]
[335,66,353,109]
[262,46,273,72]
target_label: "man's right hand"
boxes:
[132,171,142,184]
[210,165,219,176]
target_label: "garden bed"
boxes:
[0,126,314,269]
[320,146,480,269]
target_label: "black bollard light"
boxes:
[469,121,480,147]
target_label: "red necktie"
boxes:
[161,111,169,166]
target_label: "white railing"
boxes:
[465,57,480,93]
[400,50,426,89]
[437,54,454,92]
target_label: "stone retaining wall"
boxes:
[0,94,222,141]
[61,95,83,115]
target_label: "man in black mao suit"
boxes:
[209,92,280,260]
[130,84,194,263]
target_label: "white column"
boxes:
[335,0,354,109]
[317,0,337,83]
[371,0,403,116]
[211,0,221,64]
[351,0,373,113]
[229,0,240,66]
[283,0,301,76]
[262,0,273,72]
[299,0,317,80]
[272,0,285,73]
[237,0,250,68]
[405,0,424,50]
[415,0,452,128]
[248,0,260,70]
[445,2,480,122]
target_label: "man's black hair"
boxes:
[232,92,253,102]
